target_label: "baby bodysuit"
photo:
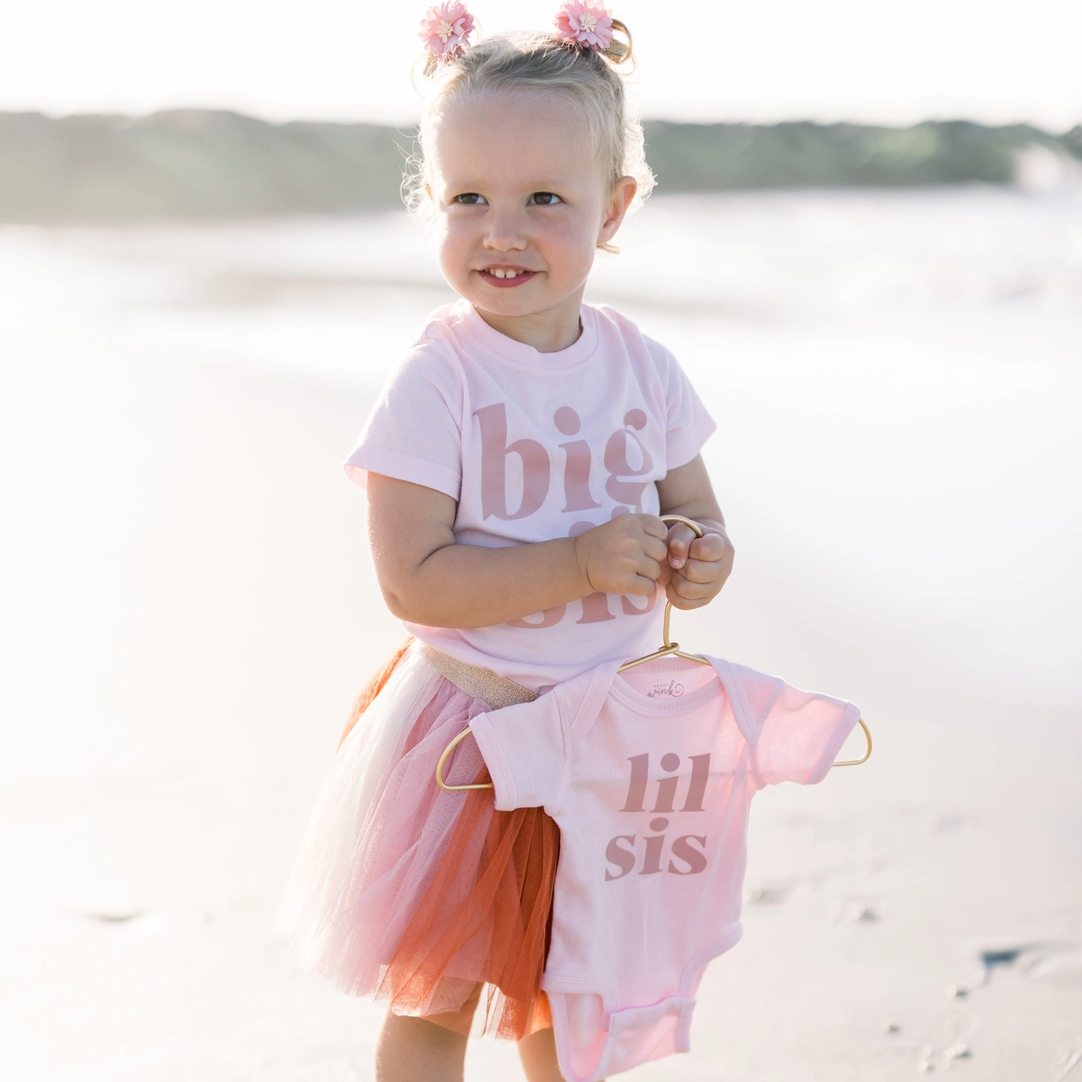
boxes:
[468,655,860,1082]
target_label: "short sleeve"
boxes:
[644,337,717,471]
[343,340,464,500]
[751,676,860,787]
[469,693,567,811]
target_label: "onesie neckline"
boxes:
[458,300,599,372]
[608,660,723,718]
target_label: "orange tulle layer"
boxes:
[338,637,414,749]
[332,640,558,1040]
[378,761,558,1039]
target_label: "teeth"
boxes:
[489,268,521,278]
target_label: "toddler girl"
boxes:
[278,5,734,1080]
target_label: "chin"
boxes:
[475,290,547,314]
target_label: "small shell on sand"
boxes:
[945,1042,972,1060]
[85,910,144,924]
[840,900,879,923]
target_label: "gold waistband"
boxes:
[420,645,538,711]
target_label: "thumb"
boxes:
[666,524,696,569]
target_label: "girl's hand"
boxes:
[661,522,734,610]
[573,514,670,597]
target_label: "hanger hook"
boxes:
[659,515,704,649]
[436,727,495,791]
[832,717,873,767]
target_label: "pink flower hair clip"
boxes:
[554,1,615,52]
[419,2,476,60]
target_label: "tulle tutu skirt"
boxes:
[276,640,558,1039]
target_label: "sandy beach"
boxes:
[2,190,1081,1080]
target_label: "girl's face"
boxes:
[427,89,635,351]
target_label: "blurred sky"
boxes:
[1,0,1080,129]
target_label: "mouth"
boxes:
[478,266,538,288]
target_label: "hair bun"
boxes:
[601,17,632,65]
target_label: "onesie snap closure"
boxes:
[548,992,697,1082]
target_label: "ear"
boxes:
[597,175,637,247]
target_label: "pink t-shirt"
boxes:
[345,300,716,691]
[468,655,860,1082]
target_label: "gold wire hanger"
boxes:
[617,515,713,672]
[436,514,871,791]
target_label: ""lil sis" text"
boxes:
[605,751,711,881]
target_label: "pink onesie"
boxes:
[468,655,860,1082]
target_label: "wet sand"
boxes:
[2,203,1081,1080]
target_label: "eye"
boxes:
[528,192,563,206]
[452,192,487,205]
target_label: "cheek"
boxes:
[434,218,469,273]
[549,217,600,274]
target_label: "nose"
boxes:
[482,205,528,253]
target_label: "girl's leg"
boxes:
[374,986,481,1082]
[518,1026,581,1082]
[375,1015,467,1082]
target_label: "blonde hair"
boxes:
[403,25,655,245]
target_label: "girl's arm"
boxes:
[366,472,670,629]
[656,454,735,610]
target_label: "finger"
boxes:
[665,524,698,569]
[629,573,661,596]
[668,572,716,601]
[636,558,662,584]
[643,535,669,563]
[636,556,663,583]
[688,533,728,563]
[640,515,669,541]
[655,560,673,590]
[665,581,709,609]
[677,558,730,586]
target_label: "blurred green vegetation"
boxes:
[643,120,1078,189]
[0,111,406,220]
[0,110,1078,221]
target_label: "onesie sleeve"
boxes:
[645,336,717,471]
[469,692,568,812]
[343,337,464,500]
[734,664,861,786]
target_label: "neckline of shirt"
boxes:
[608,661,723,717]
[456,300,599,372]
